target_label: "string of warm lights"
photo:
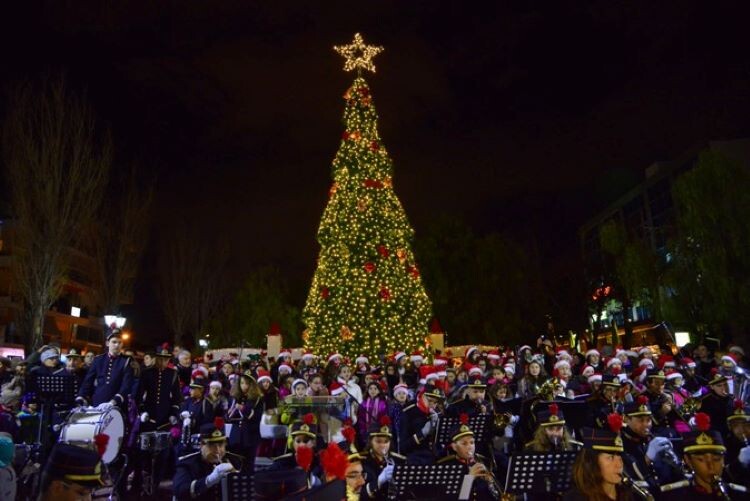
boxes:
[302,36,433,360]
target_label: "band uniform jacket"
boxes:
[78,353,134,407]
[435,453,496,500]
[361,450,406,500]
[137,366,181,429]
[173,451,244,501]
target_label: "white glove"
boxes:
[377,464,394,488]
[646,437,671,462]
[169,415,179,425]
[509,414,520,426]
[420,420,433,437]
[96,401,114,412]
[140,412,150,423]
[739,446,750,466]
[504,424,514,438]
[180,410,191,420]
[430,411,439,426]
[205,462,235,487]
[183,417,192,428]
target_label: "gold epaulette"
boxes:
[272,452,293,461]
[436,454,457,464]
[570,440,583,446]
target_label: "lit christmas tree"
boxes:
[302,33,433,360]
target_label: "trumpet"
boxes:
[494,412,512,429]
[621,472,654,501]
[676,396,701,422]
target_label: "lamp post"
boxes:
[104,314,127,342]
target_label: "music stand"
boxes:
[388,464,466,500]
[34,375,79,444]
[436,414,491,450]
[222,471,253,501]
[504,451,577,494]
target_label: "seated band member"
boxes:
[524,403,582,452]
[660,412,747,499]
[38,443,105,501]
[173,417,243,501]
[399,383,444,463]
[361,415,405,500]
[267,413,322,487]
[436,413,499,500]
[446,376,491,417]
[564,415,630,501]
[725,400,750,485]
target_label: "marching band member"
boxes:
[226,371,263,471]
[360,415,405,500]
[446,376,490,417]
[399,383,444,463]
[588,375,624,429]
[173,417,244,501]
[525,403,582,452]
[660,412,747,499]
[435,413,498,500]
[76,330,134,411]
[137,349,181,431]
[700,369,734,438]
[180,373,214,437]
[38,443,105,501]
[564,415,631,501]
[725,400,750,486]
[267,413,322,487]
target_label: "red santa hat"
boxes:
[302,351,315,361]
[193,366,209,378]
[292,378,308,389]
[329,381,345,396]
[465,346,479,359]
[585,349,600,358]
[410,351,424,363]
[327,352,341,364]
[393,351,407,362]
[487,349,501,361]
[681,357,697,368]
[278,349,291,359]
[393,383,409,396]
[606,357,622,368]
[419,365,438,384]
[209,380,223,389]
[503,363,516,374]
[517,345,532,355]
[554,359,571,370]
[355,355,369,365]
[665,370,683,381]
[556,349,572,361]
[466,364,483,377]
[433,356,448,367]
[256,369,272,384]
[638,346,652,356]
[722,353,739,366]
[278,364,293,374]
[587,373,603,384]
[638,358,655,368]
[729,345,746,357]
[581,365,595,377]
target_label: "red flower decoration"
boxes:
[607,413,623,434]
[409,266,420,278]
[342,131,350,141]
[320,442,349,480]
[377,245,389,258]
[459,413,469,425]
[321,287,330,299]
[214,417,224,429]
[342,425,356,444]
[379,415,392,427]
[303,413,316,425]
[296,445,313,472]
[363,262,376,273]
[370,140,380,151]
[379,287,391,300]
[695,412,711,431]
[549,403,559,416]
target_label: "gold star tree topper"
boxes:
[334,33,384,73]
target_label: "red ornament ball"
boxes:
[342,131,350,141]
[370,141,380,151]
[363,262,376,273]
[377,245,389,258]
[321,287,330,299]
[379,287,391,300]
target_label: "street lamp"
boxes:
[198,338,208,348]
[104,315,127,329]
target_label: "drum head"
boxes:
[98,409,124,464]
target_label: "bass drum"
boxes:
[59,407,124,464]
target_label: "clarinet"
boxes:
[713,475,733,500]
[621,472,655,501]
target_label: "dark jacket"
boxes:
[173,451,244,501]
[77,353,134,407]
[137,366,182,428]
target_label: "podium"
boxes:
[270,396,347,442]
[389,463,467,500]
[503,451,577,494]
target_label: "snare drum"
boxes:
[139,431,172,452]
[59,407,124,464]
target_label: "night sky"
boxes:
[1,2,749,344]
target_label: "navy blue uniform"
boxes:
[361,450,406,500]
[435,454,497,500]
[137,366,181,428]
[77,353,134,407]
[173,451,244,501]
[446,396,491,418]
[181,398,214,434]
[398,403,435,463]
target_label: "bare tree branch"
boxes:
[2,74,111,349]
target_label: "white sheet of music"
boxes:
[458,475,476,500]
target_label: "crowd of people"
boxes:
[0,329,749,500]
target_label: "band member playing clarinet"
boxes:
[564,414,633,500]
[436,413,498,500]
[173,417,244,501]
[660,412,747,499]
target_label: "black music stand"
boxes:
[504,451,577,495]
[554,401,590,435]
[435,414,491,449]
[222,471,253,501]
[34,375,79,444]
[388,464,466,500]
